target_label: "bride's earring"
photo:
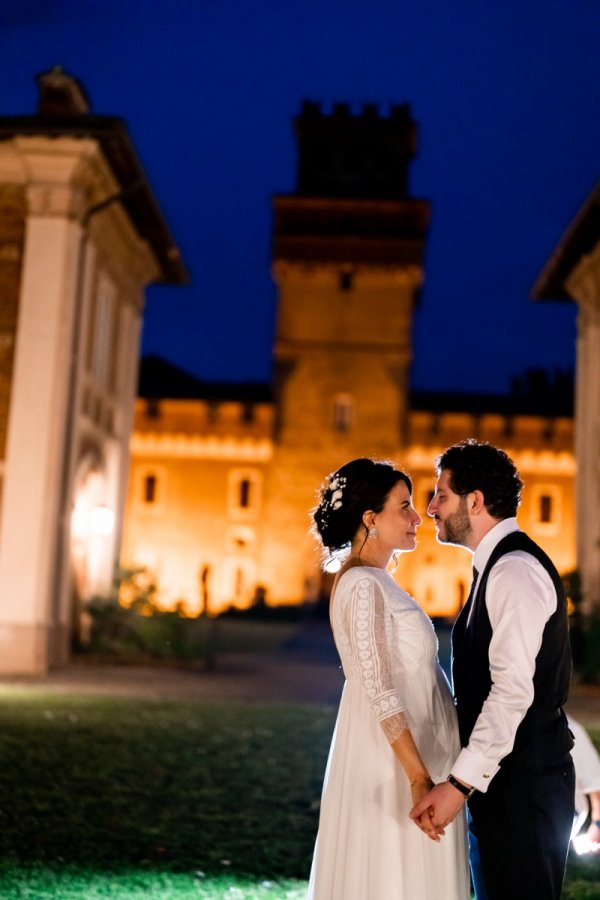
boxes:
[368,525,379,539]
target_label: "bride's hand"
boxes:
[410,774,434,806]
[410,777,445,838]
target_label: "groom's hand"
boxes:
[410,782,465,837]
[410,777,444,842]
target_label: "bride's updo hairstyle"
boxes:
[313,458,412,553]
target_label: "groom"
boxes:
[410,440,574,900]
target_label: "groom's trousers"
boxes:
[467,750,575,900]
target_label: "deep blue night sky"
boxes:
[1,1,598,393]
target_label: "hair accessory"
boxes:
[321,474,347,515]
[368,526,379,539]
[329,474,346,510]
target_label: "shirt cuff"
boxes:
[452,747,501,794]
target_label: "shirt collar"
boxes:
[473,517,520,575]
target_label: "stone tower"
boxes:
[262,101,430,603]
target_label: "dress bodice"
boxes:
[331,566,439,741]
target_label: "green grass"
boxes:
[0,689,332,876]
[0,686,598,897]
[0,864,307,898]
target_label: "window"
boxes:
[241,403,255,424]
[136,467,166,512]
[333,393,354,433]
[144,474,157,504]
[530,484,561,535]
[228,469,261,520]
[146,398,161,419]
[339,271,353,292]
[239,478,251,509]
[539,494,553,524]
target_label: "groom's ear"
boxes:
[468,490,486,515]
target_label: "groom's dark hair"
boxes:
[436,439,523,519]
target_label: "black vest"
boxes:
[452,531,572,767]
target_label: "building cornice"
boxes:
[130,432,274,462]
[0,116,188,285]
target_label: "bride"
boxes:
[308,458,469,900]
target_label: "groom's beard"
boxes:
[438,497,472,547]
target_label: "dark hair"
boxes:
[313,458,412,551]
[436,439,523,519]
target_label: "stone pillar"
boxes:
[567,242,600,616]
[0,142,94,673]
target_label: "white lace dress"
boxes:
[308,566,469,900]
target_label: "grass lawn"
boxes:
[0,686,598,898]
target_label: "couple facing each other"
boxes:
[308,439,574,900]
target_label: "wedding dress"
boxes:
[308,566,470,900]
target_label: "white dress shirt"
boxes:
[451,517,557,793]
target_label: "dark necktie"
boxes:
[453,567,479,635]
[451,567,480,687]
[465,567,479,621]
[468,567,479,606]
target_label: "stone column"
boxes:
[567,243,600,616]
[0,141,92,672]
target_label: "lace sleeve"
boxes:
[344,575,409,744]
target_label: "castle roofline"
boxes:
[410,381,573,419]
[138,355,273,403]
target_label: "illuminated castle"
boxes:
[122,102,576,617]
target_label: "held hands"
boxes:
[409,781,466,842]
[409,775,443,842]
[587,821,600,851]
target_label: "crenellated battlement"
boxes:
[133,397,275,442]
[298,99,413,124]
[292,98,418,201]
[407,409,573,455]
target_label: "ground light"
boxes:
[572,833,600,856]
